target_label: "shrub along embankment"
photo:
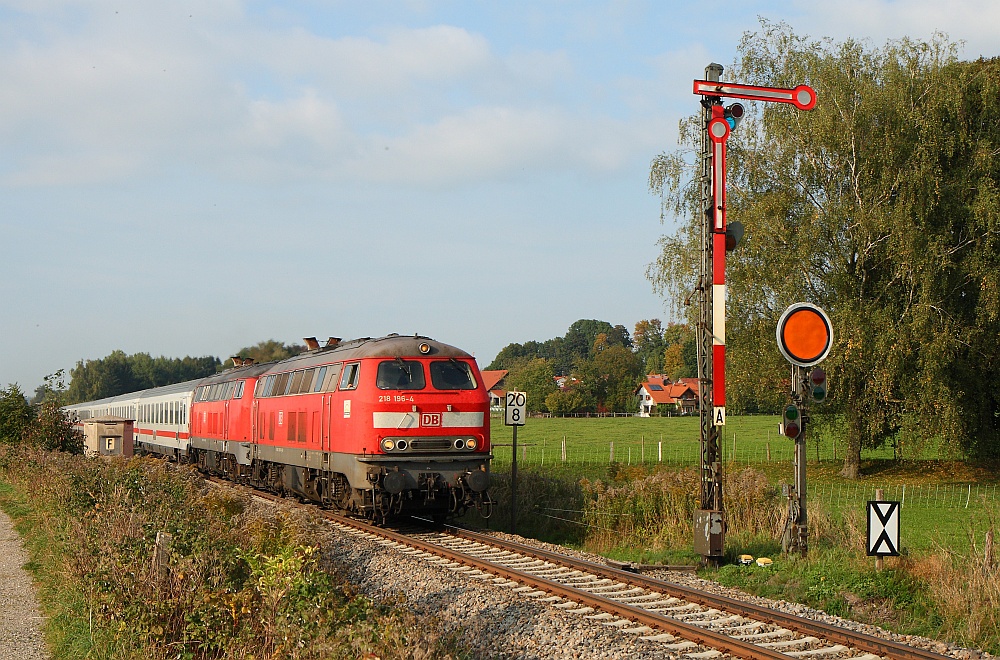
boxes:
[0,446,466,660]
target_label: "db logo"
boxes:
[421,413,442,427]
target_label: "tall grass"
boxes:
[0,446,467,659]
[579,466,784,553]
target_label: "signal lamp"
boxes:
[725,221,744,251]
[725,103,745,130]
[810,367,827,402]
[782,404,800,439]
[381,438,395,452]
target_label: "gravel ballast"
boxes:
[309,513,996,660]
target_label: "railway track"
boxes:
[230,480,957,660]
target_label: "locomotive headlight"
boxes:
[465,438,476,450]
[381,438,395,452]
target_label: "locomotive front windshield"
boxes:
[377,360,426,389]
[430,360,477,390]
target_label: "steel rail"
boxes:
[214,478,952,660]
[323,511,795,660]
[444,525,952,660]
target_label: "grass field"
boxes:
[485,415,1000,554]
[488,414,945,467]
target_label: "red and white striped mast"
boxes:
[691,64,816,564]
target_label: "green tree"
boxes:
[224,340,304,368]
[22,400,83,453]
[576,344,644,413]
[545,387,594,416]
[30,369,69,405]
[504,357,557,413]
[649,24,1000,475]
[65,351,222,403]
[0,384,33,445]
[633,319,667,374]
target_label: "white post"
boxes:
[561,436,567,462]
[658,441,662,463]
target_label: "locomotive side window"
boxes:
[289,371,304,394]
[262,375,275,397]
[430,360,477,390]
[312,367,328,393]
[340,363,360,390]
[322,364,342,391]
[297,368,316,393]
[234,381,244,399]
[376,360,426,390]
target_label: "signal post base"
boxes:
[694,509,725,565]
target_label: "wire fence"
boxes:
[489,443,1000,511]
[489,440,887,469]
[807,482,1000,510]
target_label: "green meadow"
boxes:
[486,414,1000,554]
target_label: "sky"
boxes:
[2,0,999,394]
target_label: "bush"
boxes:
[0,447,466,659]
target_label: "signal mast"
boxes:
[691,64,816,564]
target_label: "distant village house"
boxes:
[635,375,699,417]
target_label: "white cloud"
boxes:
[788,0,1000,59]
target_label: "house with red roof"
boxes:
[635,375,699,417]
[480,369,508,410]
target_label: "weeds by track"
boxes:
[234,479,958,660]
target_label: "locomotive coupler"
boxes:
[419,473,441,502]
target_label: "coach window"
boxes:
[339,363,360,390]
[377,360,425,390]
[289,371,304,395]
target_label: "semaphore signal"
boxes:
[690,63,817,564]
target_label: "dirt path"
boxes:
[0,510,50,659]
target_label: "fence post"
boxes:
[766,442,771,462]
[152,531,172,581]
[658,441,662,463]
[641,435,644,463]
[561,436,567,462]
[610,441,614,463]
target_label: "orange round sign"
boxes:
[776,303,832,367]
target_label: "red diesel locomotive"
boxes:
[65,334,493,520]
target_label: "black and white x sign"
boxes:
[866,501,901,556]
